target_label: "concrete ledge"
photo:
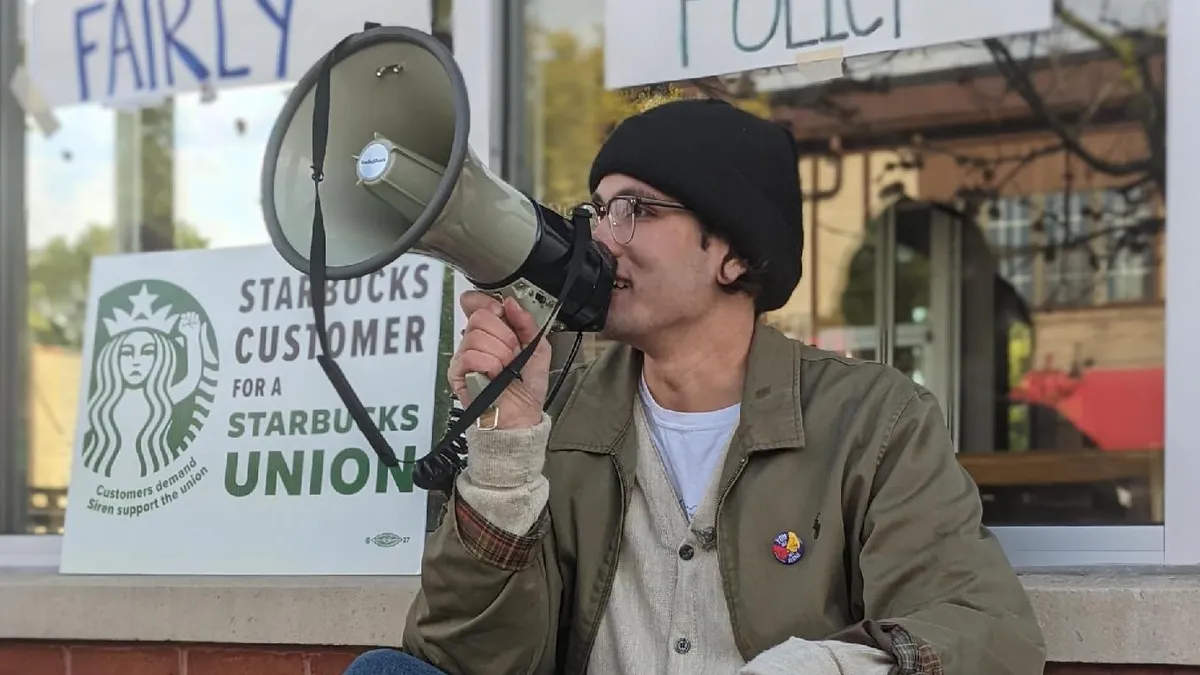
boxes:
[1020,566,1200,665]
[1,567,1199,665]
[0,572,422,648]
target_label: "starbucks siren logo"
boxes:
[81,280,220,481]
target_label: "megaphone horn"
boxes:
[260,24,616,492]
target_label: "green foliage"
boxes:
[837,216,931,329]
[430,265,456,448]
[1006,323,1033,452]
[531,28,773,213]
[27,222,209,350]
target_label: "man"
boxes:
[346,99,1046,675]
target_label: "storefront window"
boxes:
[522,0,1168,529]
[13,0,452,536]
[24,89,290,534]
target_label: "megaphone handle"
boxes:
[465,372,489,402]
[461,282,560,426]
[420,206,594,490]
[463,372,491,423]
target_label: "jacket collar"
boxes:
[547,322,807,457]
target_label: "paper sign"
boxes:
[26,0,433,108]
[604,0,1053,89]
[59,245,445,575]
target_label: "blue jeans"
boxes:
[344,649,447,675]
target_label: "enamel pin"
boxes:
[772,530,804,565]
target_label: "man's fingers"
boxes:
[459,290,502,317]
[459,329,518,362]
[460,293,548,350]
[502,297,543,345]
[465,310,521,352]
[454,350,506,381]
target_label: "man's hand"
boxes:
[449,290,551,430]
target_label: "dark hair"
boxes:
[697,222,768,314]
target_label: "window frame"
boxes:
[1,0,1197,568]
[0,0,29,539]
[1160,0,1200,566]
[985,195,1035,304]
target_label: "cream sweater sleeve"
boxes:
[452,412,552,535]
[738,638,895,675]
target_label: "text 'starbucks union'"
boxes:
[223,405,420,497]
[222,262,434,499]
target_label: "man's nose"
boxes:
[596,238,622,262]
[591,223,623,258]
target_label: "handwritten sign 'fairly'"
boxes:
[25,0,432,108]
[603,0,1053,89]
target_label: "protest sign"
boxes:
[603,0,1053,89]
[59,244,444,575]
[25,0,432,107]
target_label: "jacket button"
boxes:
[678,544,694,560]
[674,637,691,654]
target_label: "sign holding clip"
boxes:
[8,65,60,137]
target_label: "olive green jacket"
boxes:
[402,324,1046,675]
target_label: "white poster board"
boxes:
[26,0,433,107]
[604,0,1053,89]
[59,245,444,575]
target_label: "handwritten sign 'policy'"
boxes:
[603,0,1052,89]
[25,0,432,108]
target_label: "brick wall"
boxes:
[0,642,366,675]
[1033,304,1165,371]
[1051,662,1200,667]
[1,642,1198,674]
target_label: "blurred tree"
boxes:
[984,2,1165,197]
[534,29,610,211]
[773,2,1164,205]
[531,27,775,212]
[755,1,1168,317]
[27,223,209,350]
[837,213,930,330]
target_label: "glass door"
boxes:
[876,202,962,440]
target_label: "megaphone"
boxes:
[260,24,616,492]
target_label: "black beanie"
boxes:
[588,98,803,313]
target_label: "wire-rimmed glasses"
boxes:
[581,194,689,245]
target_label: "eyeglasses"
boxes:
[581,194,689,245]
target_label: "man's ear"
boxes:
[717,254,749,285]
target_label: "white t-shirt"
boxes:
[638,375,741,521]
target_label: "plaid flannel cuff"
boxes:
[884,624,944,675]
[453,489,550,571]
